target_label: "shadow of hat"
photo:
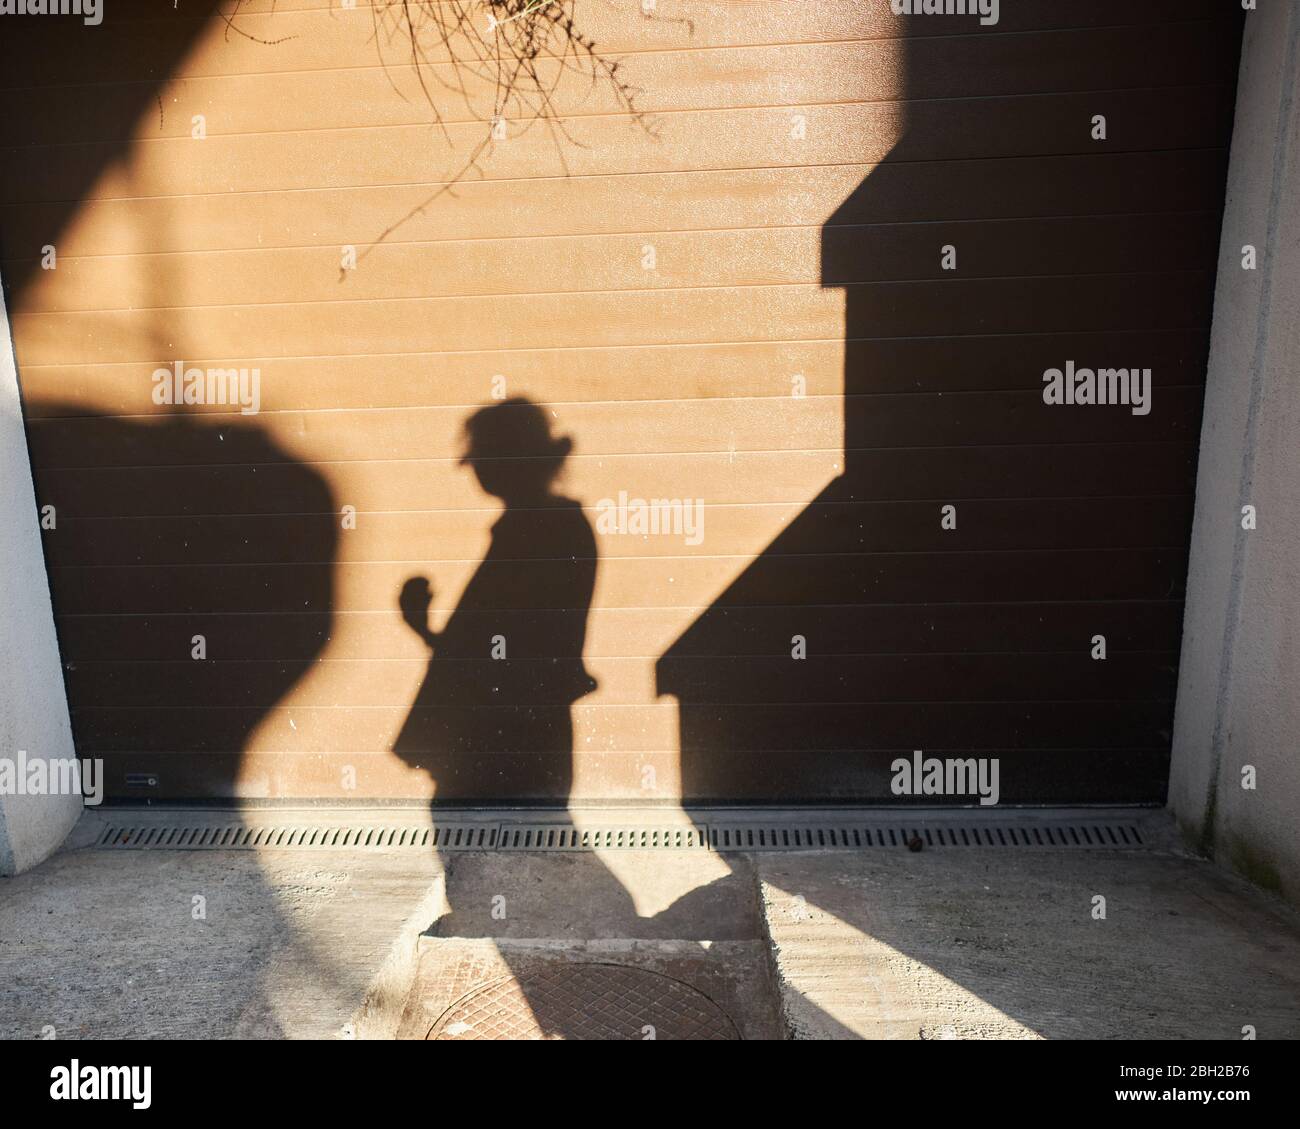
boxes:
[459,397,572,465]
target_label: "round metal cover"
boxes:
[427,963,739,1041]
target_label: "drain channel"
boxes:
[91,813,1149,852]
[96,822,498,851]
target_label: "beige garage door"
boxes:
[0,1,1241,804]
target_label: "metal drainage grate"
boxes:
[95,823,499,851]
[497,824,710,851]
[709,820,1145,851]
[90,816,1148,852]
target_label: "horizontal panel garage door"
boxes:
[0,1,1242,804]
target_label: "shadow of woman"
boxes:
[392,397,599,801]
[392,398,649,942]
[391,402,756,1039]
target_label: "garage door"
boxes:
[0,1,1242,804]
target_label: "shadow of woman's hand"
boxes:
[399,575,437,648]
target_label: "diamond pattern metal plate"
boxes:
[426,962,739,1041]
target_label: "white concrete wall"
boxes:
[1170,1,1300,905]
[0,276,82,874]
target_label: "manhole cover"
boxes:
[427,963,739,1041]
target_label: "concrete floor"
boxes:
[2,810,1299,1039]
[762,849,1300,1039]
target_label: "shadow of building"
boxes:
[658,5,1244,806]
